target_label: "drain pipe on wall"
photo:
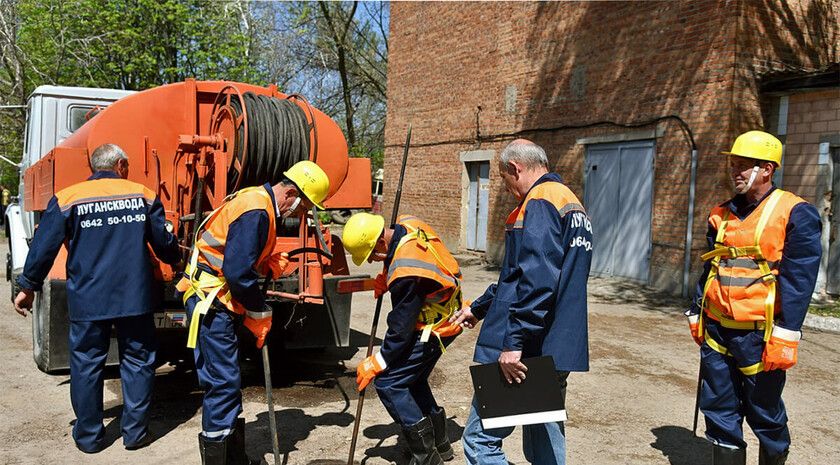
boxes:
[682,144,699,297]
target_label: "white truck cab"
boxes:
[6,86,134,285]
[6,86,133,373]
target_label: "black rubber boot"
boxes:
[429,408,454,461]
[227,418,261,465]
[758,444,788,465]
[403,417,444,465]
[713,445,746,465]
[199,433,227,465]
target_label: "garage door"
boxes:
[584,140,654,281]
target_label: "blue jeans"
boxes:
[462,373,568,465]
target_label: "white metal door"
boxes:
[466,161,490,251]
[585,140,654,281]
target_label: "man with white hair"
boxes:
[452,139,593,465]
[14,143,179,453]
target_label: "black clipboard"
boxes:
[469,355,566,429]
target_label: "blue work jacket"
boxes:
[471,173,592,372]
[218,183,277,313]
[689,186,821,332]
[17,171,179,321]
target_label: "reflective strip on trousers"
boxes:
[202,428,233,439]
[704,331,764,376]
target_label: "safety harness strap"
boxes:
[394,223,463,351]
[180,188,271,349]
[704,331,764,376]
[700,190,785,342]
[705,303,766,331]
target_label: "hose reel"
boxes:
[210,88,312,194]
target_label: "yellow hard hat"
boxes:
[283,160,330,209]
[342,213,385,266]
[722,130,783,166]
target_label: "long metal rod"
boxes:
[262,344,281,465]
[347,124,412,465]
[692,361,703,436]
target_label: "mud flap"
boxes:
[31,279,119,373]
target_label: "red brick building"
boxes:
[383,1,839,294]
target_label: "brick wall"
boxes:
[384,0,838,293]
[775,90,840,202]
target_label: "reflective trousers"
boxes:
[374,334,456,427]
[700,319,790,455]
[69,313,156,452]
[185,295,243,441]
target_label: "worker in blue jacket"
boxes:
[452,139,592,465]
[686,131,821,465]
[343,212,465,464]
[176,160,330,465]
[14,143,179,453]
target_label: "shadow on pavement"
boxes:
[249,408,354,463]
[95,356,203,450]
[650,425,711,465]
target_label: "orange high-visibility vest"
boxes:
[179,186,277,345]
[387,215,463,343]
[701,189,805,341]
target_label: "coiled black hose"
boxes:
[227,92,310,192]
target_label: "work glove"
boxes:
[763,326,800,371]
[267,252,290,279]
[356,352,387,391]
[685,311,703,346]
[245,304,273,350]
[373,272,388,299]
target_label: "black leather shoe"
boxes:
[404,417,444,465]
[759,444,788,465]
[75,442,104,454]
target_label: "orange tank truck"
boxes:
[23,79,372,373]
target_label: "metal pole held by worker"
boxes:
[262,343,281,465]
[260,275,282,465]
[693,360,703,436]
[347,124,412,465]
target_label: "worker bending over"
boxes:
[343,212,464,465]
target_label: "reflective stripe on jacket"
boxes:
[177,186,276,345]
[388,215,463,342]
[17,171,179,321]
[701,189,804,340]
